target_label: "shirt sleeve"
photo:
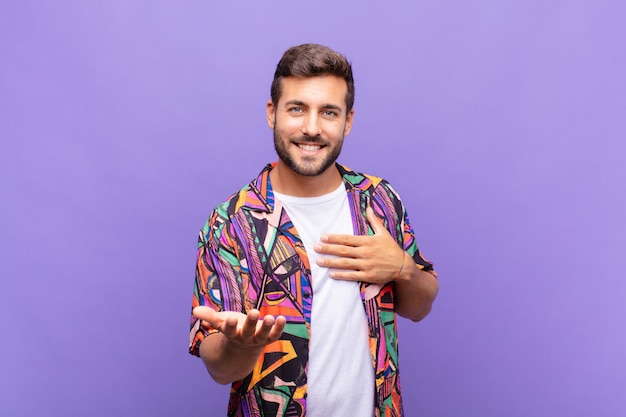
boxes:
[189,210,244,356]
[379,179,437,277]
[402,209,437,277]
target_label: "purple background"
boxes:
[2,1,625,416]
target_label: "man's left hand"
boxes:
[314,206,405,284]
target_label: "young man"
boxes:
[190,43,438,417]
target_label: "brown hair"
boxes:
[270,43,355,112]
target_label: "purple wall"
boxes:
[2,1,625,416]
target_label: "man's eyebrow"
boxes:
[284,100,343,113]
[285,100,306,106]
[322,103,343,112]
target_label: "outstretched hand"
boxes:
[193,306,286,350]
[314,206,405,284]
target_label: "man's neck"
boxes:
[269,162,343,197]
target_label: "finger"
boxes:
[314,242,360,259]
[328,269,361,281]
[316,255,360,269]
[253,315,277,341]
[366,206,386,235]
[267,315,286,341]
[218,314,240,339]
[193,306,222,327]
[319,233,364,246]
[240,309,261,338]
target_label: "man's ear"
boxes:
[343,108,355,136]
[266,100,276,129]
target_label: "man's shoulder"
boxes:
[212,186,247,216]
[338,164,395,194]
[207,163,274,220]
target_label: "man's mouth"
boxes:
[297,144,323,151]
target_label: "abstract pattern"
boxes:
[190,163,435,417]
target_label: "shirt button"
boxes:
[303,292,311,299]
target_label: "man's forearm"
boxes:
[394,251,439,321]
[199,333,264,385]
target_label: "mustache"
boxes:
[293,135,325,144]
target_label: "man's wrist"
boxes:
[395,250,407,281]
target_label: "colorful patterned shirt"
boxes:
[190,162,435,417]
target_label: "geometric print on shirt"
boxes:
[190,162,436,417]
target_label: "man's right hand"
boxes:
[193,306,286,350]
[193,306,287,384]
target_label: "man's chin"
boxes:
[285,159,333,177]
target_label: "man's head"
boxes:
[266,44,355,193]
[270,44,355,113]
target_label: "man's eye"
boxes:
[289,107,303,113]
[323,110,337,117]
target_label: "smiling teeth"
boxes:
[299,144,321,151]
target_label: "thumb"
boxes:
[193,305,218,323]
[366,206,385,235]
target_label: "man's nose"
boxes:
[301,113,321,137]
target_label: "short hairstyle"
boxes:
[270,43,355,112]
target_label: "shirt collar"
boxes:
[239,162,379,213]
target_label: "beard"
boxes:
[273,129,344,177]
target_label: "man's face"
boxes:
[267,75,354,177]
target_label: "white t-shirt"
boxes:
[274,184,375,417]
